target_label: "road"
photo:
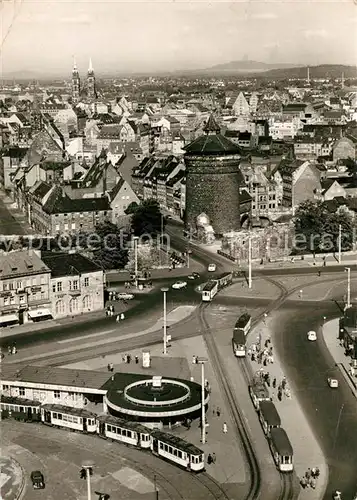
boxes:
[0,197,26,235]
[2,221,357,498]
[272,302,357,500]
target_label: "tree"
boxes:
[345,157,357,187]
[294,200,354,253]
[131,199,164,237]
[124,201,138,215]
[90,222,129,270]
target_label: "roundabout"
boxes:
[0,456,24,500]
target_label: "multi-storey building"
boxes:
[0,250,52,327]
[42,252,104,319]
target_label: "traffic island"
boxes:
[219,278,281,299]
[0,456,25,500]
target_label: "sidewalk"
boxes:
[246,320,328,499]
[322,318,357,399]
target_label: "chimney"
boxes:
[102,163,107,195]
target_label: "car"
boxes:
[187,272,200,280]
[172,281,187,290]
[208,264,216,272]
[117,293,135,300]
[328,378,339,388]
[31,470,45,489]
[307,330,317,341]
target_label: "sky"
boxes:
[0,0,356,76]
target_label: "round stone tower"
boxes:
[184,114,241,236]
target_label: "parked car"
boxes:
[307,331,317,341]
[328,378,339,388]
[172,281,187,290]
[208,264,216,272]
[31,471,45,489]
[117,293,134,300]
[188,272,200,280]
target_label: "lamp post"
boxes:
[338,224,342,264]
[193,356,208,444]
[161,287,169,355]
[81,461,94,500]
[345,267,351,310]
[133,236,139,287]
[248,235,252,289]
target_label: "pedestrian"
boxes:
[282,377,287,389]
[109,363,114,372]
[305,468,311,480]
[8,345,11,355]
[127,354,131,363]
[315,467,320,478]
[309,478,316,489]
[135,355,139,364]
[120,313,125,320]
[107,363,111,371]
[125,354,129,363]
[277,390,282,402]
[300,477,307,489]
[116,314,120,322]
[272,378,276,388]
[207,454,212,465]
[251,353,256,362]
[223,422,227,434]
[12,345,17,354]
[212,408,215,417]
[263,357,267,366]
[216,407,221,417]
[212,452,216,464]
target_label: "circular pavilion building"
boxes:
[184,114,242,236]
[104,374,209,428]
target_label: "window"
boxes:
[40,276,45,285]
[55,300,65,314]
[72,280,79,290]
[16,281,23,289]
[9,282,14,290]
[19,387,25,396]
[71,223,76,230]
[64,223,68,231]
[19,295,25,304]
[10,297,15,305]
[57,282,62,292]
[54,390,60,399]
[55,224,60,231]
[41,291,45,300]
[52,283,56,293]
[4,297,9,306]
[84,277,89,287]
[69,298,78,313]
[3,283,8,291]
[3,385,9,390]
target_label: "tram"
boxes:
[41,404,97,433]
[269,427,294,472]
[234,313,252,336]
[249,377,271,410]
[97,415,151,449]
[0,395,41,421]
[151,430,205,472]
[201,272,233,302]
[232,329,246,357]
[258,400,281,436]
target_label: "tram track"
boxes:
[278,473,295,500]
[198,303,261,500]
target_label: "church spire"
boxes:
[88,57,94,75]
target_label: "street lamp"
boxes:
[344,267,351,310]
[248,235,252,289]
[192,356,208,444]
[133,236,139,287]
[161,287,169,355]
[81,461,94,500]
[333,403,345,452]
[338,224,342,264]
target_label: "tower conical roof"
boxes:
[88,57,94,74]
[203,114,220,134]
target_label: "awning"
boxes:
[28,309,52,319]
[0,314,19,324]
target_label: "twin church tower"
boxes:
[71,57,97,104]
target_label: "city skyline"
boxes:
[0,0,356,76]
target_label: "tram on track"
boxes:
[258,400,281,436]
[201,272,233,302]
[232,329,246,357]
[269,427,294,472]
[1,398,205,472]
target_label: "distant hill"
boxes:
[202,60,304,73]
[260,64,357,79]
